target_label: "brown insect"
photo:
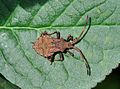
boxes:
[32,16,91,75]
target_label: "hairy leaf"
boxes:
[0,0,120,89]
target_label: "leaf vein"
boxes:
[75,0,107,26]
[100,4,117,24]
[10,30,44,76]
[50,0,75,26]
[0,49,25,77]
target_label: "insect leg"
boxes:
[72,46,91,75]
[56,32,60,39]
[66,50,74,57]
[59,52,64,61]
[44,31,60,39]
[66,34,73,41]
[48,56,54,65]
[41,31,48,36]
[54,52,64,61]
[48,52,64,64]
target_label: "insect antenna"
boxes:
[79,16,91,42]
[72,46,91,76]
[31,42,34,44]
[71,16,91,45]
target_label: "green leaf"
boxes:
[0,0,120,89]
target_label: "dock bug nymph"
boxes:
[32,16,91,75]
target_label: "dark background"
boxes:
[93,65,120,89]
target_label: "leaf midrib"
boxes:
[0,25,119,31]
[2,0,108,27]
